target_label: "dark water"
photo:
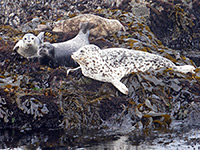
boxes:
[1,121,200,150]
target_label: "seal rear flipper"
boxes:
[111,80,129,95]
[37,32,45,43]
[173,65,195,74]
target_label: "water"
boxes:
[1,122,200,150]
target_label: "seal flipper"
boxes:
[13,40,23,51]
[173,65,195,74]
[66,66,81,75]
[13,45,19,52]
[111,80,129,95]
[37,32,45,43]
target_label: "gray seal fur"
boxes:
[72,44,195,95]
[38,22,95,67]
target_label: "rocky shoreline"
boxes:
[0,0,200,148]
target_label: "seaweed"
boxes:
[0,6,199,133]
[0,96,13,123]
[17,97,49,119]
[147,0,200,55]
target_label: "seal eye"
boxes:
[80,50,84,53]
[31,37,34,40]
[24,38,27,40]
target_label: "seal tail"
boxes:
[173,65,195,74]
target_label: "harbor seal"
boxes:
[53,14,125,38]
[13,32,44,58]
[38,22,95,67]
[71,44,195,95]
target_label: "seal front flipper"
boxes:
[111,80,129,95]
[66,66,81,76]
[13,45,19,52]
[13,40,23,52]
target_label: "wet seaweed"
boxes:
[0,96,13,123]
[147,0,200,56]
[0,4,200,135]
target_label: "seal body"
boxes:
[72,44,195,95]
[38,22,94,67]
[13,32,44,58]
[53,14,125,37]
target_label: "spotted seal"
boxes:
[71,44,195,95]
[13,32,44,58]
[38,22,95,67]
[53,14,125,37]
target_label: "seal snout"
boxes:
[38,43,52,57]
[26,43,32,46]
[39,49,47,55]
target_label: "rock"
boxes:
[36,24,49,31]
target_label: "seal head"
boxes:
[13,32,44,58]
[38,42,56,67]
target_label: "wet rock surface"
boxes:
[0,0,200,149]
[146,0,200,64]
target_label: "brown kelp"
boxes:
[0,2,200,134]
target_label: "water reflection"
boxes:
[1,126,200,150]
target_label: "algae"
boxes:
[0,7,199,133]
